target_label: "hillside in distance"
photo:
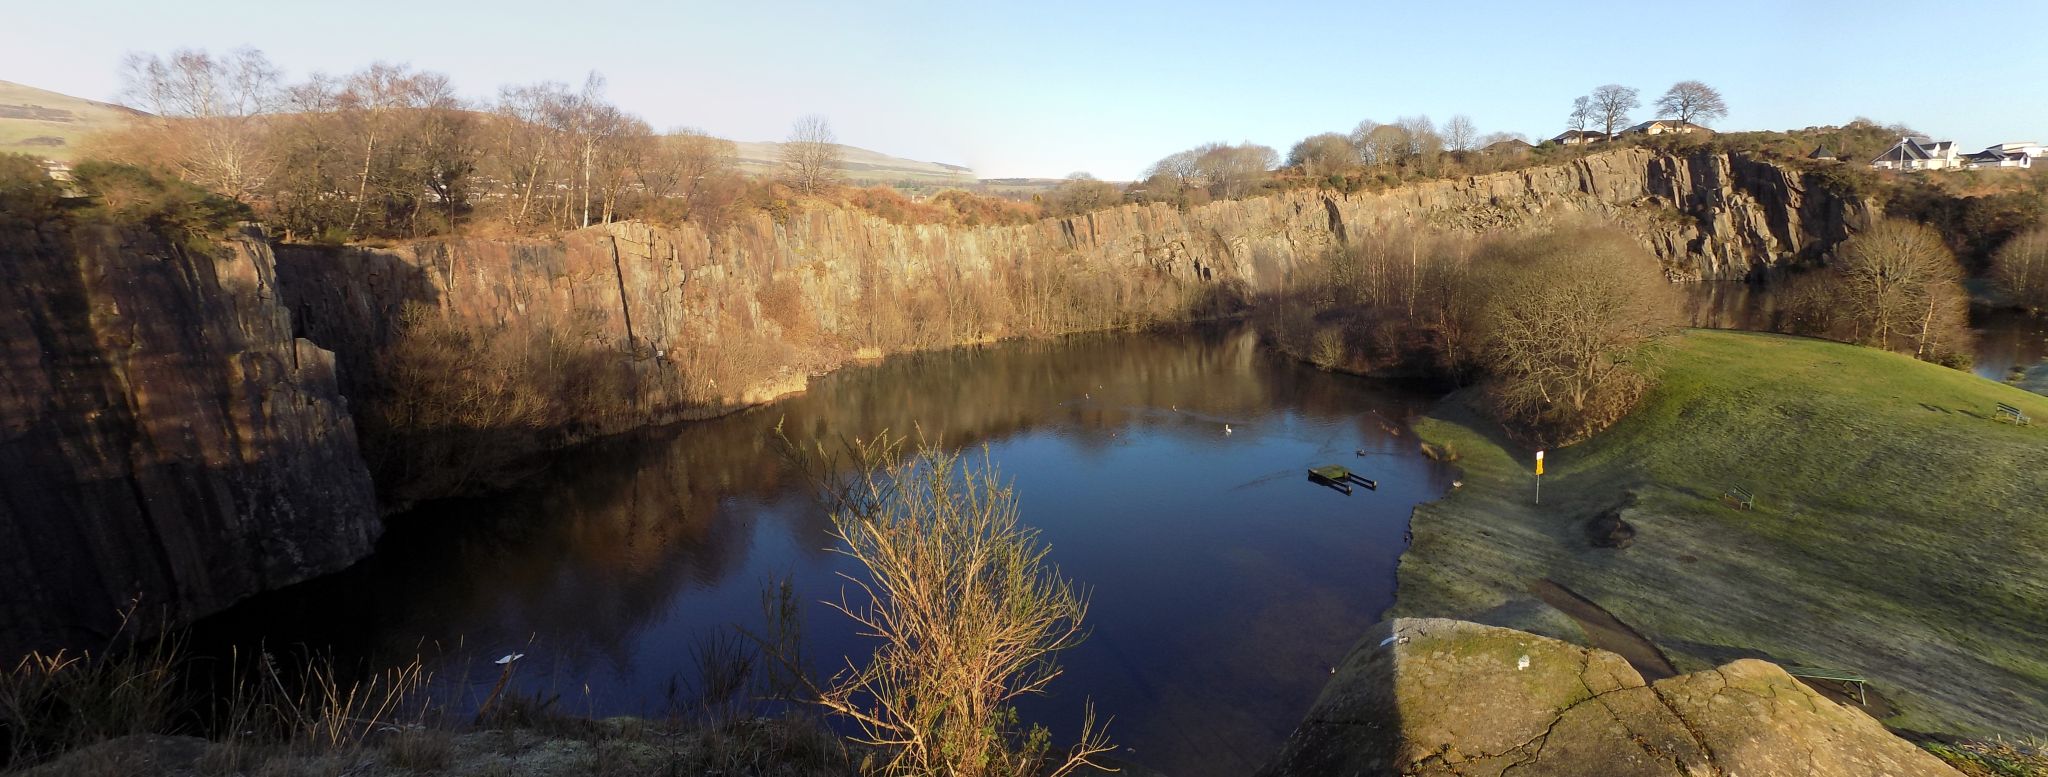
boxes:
[0,80,143,161]
[0,79,980,183]
[0,79,1055,193]
[730,138,976,185]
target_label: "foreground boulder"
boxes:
[1262,618,1958,777]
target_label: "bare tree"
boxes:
[489,80,575,229]
[1566,96,1593,136]
[1472,224,1680,443]
[1191,142,1277,198]
[1394,115,1441,159]
[1143,149,1202,190]
[1587,84,1640,139]
[118,47,282,200]
[1443,115,1478,153]
[782,114,842,196]
[333,63,453,235]
[1288,132,1358,179]
[1829,220,1972,361]
[1043,172,1120,217]
[1654,80,1729,127]
[1994,225,2048,313]
[1362,124,1412,166]
[634,127,737,223]
[567,72,618,227]
[1349,119,1384,165]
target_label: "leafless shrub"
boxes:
[1994,224,2048,313]
[781,435,1113,777]
[1468,224,1682,445]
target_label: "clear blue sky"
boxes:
[4,0,2043,179]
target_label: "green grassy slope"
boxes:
[0,80,141,162]
[1396,329,2048,736]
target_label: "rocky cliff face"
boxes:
[0,148,1886,651]
[274,149,1868,505]
[0,224,379,656]
[1262,618,1958,777]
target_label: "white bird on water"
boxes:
[1223,424,1233,435]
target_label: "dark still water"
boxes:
[199,326,1453,776]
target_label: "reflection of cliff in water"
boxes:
[196,323,1420,678]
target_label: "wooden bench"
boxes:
[1996,402,2031,426]
[1722,486,1754,511]
[1784,665,1870,705]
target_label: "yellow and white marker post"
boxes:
[1534,450,1545,505]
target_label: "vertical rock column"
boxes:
[0,225,381,656]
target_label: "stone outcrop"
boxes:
[1261,619,1959,777]
[0,224,380,656]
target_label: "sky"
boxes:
[3,0,2044,179]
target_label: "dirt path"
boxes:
[1527,578,1680,682]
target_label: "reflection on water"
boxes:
[198,326,1454,777]
[1684,283,2048,381]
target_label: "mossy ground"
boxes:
[1395,329,2048,737]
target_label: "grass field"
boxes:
[0,80,140,162]
[1395,329,2048,737]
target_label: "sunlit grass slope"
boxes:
[1396,329,2048,736]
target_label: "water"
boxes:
[1683,283,2048,381]
[199,326,1453,776]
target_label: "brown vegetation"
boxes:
[1262,220,1679,445]
[1465,226,1682,444]
[1787,220,1974,365]
[795,438,1111,777]
[83,47,1040,244]
[1993,224,2048,312]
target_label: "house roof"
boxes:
[1872,137,1954,163]
[1483,138,1534,153]
[1872,142,1922,163]
[1551,129,1604,141]
[1808,146,1837,159]
[1966,150,2030,164]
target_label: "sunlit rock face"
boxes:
[273,148,1862,505]
[0,224,379,657]
[1261,619,1959,777]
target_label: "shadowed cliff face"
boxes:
[0,223,380,657]
[276,148,1868,506]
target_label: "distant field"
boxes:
[0,80,141,161]
[1398,329,2048,738]
[730,139,976,186]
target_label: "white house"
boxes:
[1621,119,1713,137]
[1985,141,2045,157]
[1964,150,2033,169]
[1871,137,1965,170]
[1550,129,1607,146]
[1959,142,2046,170]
